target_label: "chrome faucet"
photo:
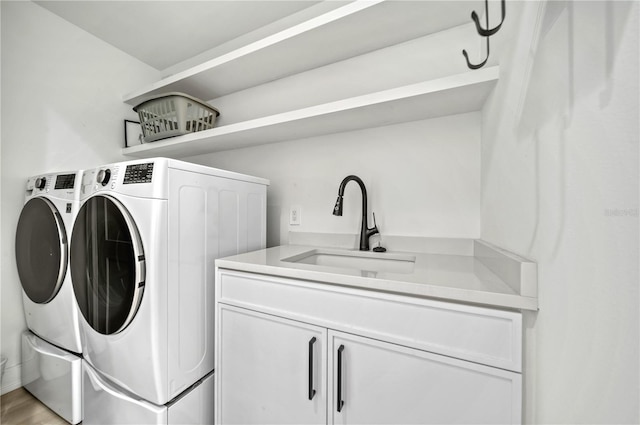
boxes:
[332,175,379,251]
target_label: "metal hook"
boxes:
[462,0,492,69]
[471,0,506,37]
[462,36,489,70]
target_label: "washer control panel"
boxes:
[55,173,76,190]
[81,166,120,194]
[25,172,78,201]
[79,161,160,198]
[27,175,52,193]
[123,162,154,184]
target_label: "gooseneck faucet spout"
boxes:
[332,175,379,251]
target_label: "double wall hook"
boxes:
[462,0,506,70]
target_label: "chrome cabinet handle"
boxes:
[308,337,317,400]
[337,344,345,412]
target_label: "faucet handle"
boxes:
[369,212,380,235]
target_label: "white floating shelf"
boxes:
[122,66,499,159]
[123,0,476,105]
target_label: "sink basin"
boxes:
[282,249,416,274]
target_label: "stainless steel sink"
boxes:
[282,249,416,274]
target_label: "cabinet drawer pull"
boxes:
[337,344,345,412]
[308,337,317,400]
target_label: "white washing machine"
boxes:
[16,171,83,352]
[69,158,268,416]
[15,170,84,424]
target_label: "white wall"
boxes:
[187,112,481,248]
[0,1,158,394]
[182,19,484,247]
[482,1,638,423]
[178,16,484,248]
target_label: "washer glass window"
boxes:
[15,198,67,304]
[71,195,145,335]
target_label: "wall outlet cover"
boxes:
[290,206,302,226]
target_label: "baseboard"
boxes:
[1,363,22,395]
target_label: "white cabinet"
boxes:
[217,305,327,425]
[327,331,520,424]
[215,269,523,425]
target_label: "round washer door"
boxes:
[70,194,145,335]
[15,197,68,304]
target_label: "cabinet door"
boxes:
[328,331,521,425]
[217,305,327,425]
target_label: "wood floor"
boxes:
[0,387,68,425]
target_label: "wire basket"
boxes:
[133,92,220,143]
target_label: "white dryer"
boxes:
[15,171,83,424]
[69,158,268,413]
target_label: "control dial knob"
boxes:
[35,177,46,190]
[97,169,111,186]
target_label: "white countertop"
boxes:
[216,240,538,311]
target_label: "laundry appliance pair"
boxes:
[16,158,268,424]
